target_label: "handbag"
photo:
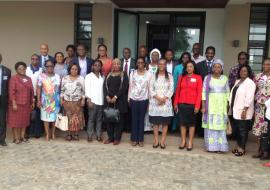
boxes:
[103,104,120,123]
[103,72,124,123]
[55,107,69,131]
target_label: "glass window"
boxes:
[75,4,92,56]
[248,5,270,73]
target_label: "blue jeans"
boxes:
[130,99,148,142]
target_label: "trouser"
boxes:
[87,103,103,138]
[130,99,148,142]
[122,108,132,133]
[26,96,44,137]
[228,115,238,139]
[0,98,7,143]
[107,113,125,141]
[234,119,250,150]
[261,119,270,153]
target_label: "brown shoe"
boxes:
[113,141,120,145]
[104,139,113,144]
[138,142,144,147]
[97,137,103,142]
[131,141,137,146]
[87,137,93,143]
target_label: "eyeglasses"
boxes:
[45,65,54,68]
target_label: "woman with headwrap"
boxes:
[201,59,230,153]
[144,48,162,132]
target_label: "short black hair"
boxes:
[76,43,88,51]
[182,61,197,76]
[68,63,81,75]
[98,44,108,51]
[66,44,75,52]
[123,47,131,53]
[15,61,27,70]
[205,46,216,54]
[92,59,103,76]
[238,51,249,61]
[237,64,253,79]
[165,49,174,54]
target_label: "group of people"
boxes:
[0,42,270,166]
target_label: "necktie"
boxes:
[124,60,128,73]
[207,61,211,73]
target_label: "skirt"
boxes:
[253,103,268,137]
[7,104,31,128]
[204,128,229,152]
[149,116,171,125]
[63,101,85,132]
[178,104,196,127]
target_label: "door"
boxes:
[114,10,139,58]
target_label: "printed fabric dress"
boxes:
[253,73,270,137]
[38,73,61,122]
[202,75,230,152]
[144,64,158,131]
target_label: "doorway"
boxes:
[114,10,205,60]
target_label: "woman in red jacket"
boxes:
[7,62,34,144]
[174,61,202,151]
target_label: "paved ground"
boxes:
[0,132,270,190]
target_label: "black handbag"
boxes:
[103,73,123,123]
[103,104,120,123]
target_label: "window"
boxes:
[74,4,92,56]
[248,5,270,73]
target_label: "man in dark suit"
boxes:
[196,46,216,137]
[72,44,94,77]
[38,43,54,69]
[0,54,11,146]
[138,45,151,64]
[120,48,136,77]
[165,49,178,74]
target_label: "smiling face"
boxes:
[151,52,160,63]
[182,54,190,65]
[98,46,107,57]
[40,44,49,56]
[205,49,215,61]
[158,59,166,72]
[186,62,195,74]
[192,44,200,55]
[70,65,79,77]
[239,66,248,79]
[139,47,147,58]
[67,47,75,58]
[165,51,173,62]
[136,58,145,70]
[45,61,54,74]
[31,55,39,67]
[55,53,64,64]
[112,59,121,72]
[263,59,270,73]
[16,65,26,76]
[123,48,131,60]
[212,63,222,75]
[92,61,102,73]
[238,53,248,65]
[77,45,86,57]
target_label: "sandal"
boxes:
[73,134,79,141]
[14,139,20,144]
[235,151,246,157]
[21,138,28,143]
[66,135,72,141]
[232,149,238,154]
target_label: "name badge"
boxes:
[3,76,8,80]
[190,78,197,82]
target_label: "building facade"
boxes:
[0,0,269,74]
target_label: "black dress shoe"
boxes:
[0,142,7,146]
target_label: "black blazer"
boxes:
[38,55,55,68]
[196,60,209,81]
[0,65,11,108]
[71,57,94,75]
[103,72,129,114]
[120,58,136,76]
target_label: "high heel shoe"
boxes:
[153,143,159,149]
[160,144,166,149]
[179,143,186,150]
[234,151,246,157]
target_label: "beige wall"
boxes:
[0,2,74,72]
[223,4,250,74]
[91,3,114,58]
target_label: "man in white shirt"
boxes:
[191,43,205,64]
[120,48,136,77]
[72,44,94,78]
